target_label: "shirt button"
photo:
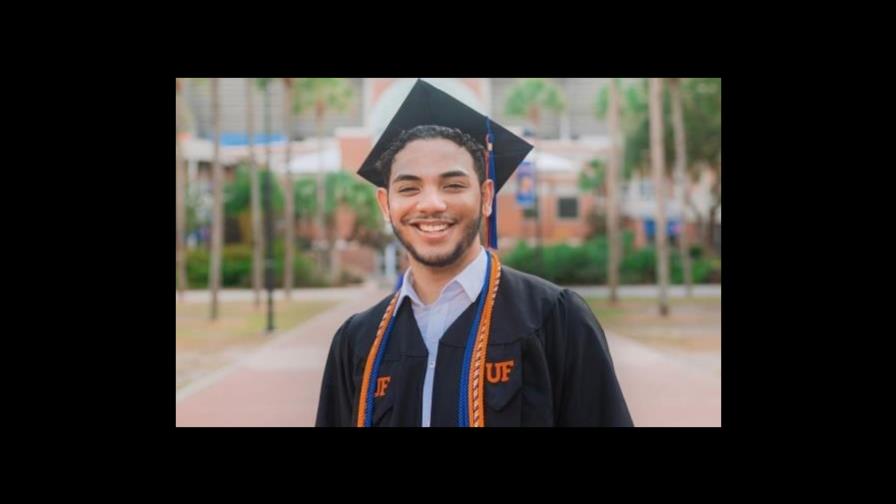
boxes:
[429,361,436,368]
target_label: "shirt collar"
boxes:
[397,246,487,308]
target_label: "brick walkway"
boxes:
[176,287,721,427]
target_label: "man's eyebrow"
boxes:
[392,171,471,184]
[392,174,422,184]
[439,170,471,179]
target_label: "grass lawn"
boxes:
[585,297,721,352]
[176,299,338,390]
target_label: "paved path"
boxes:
[176,285,388,427]
[177,283,721,304]
[176,286,721,427]
[568,284,721,298]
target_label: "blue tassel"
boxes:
[458,251,492,426]
[363,273,405,426]
[486,118,498,249]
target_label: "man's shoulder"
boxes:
[498,264,601,325]
[492,264,574,335]
[340,292,395,336]
[499,264,565,303]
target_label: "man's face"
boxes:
[376,138,494,268]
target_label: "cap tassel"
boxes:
[485,118,497,250]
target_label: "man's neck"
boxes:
[409,244,483,305]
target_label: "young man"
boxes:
[316,80,632,427]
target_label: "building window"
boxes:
[644,218,680,245]
[557,197,578,219]
[640,180,654,200]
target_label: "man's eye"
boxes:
[398,187,418,193]
[446,184,465,189]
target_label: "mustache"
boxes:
[402,215,457,225]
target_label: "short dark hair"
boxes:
[375,125,486,188]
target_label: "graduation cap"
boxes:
[357,79,534,249]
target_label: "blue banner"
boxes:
[644,218,679,239]
[516,161,535,208]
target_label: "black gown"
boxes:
[315,265,633,427]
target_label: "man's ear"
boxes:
[481,178,495,217]
[375,187,390,221]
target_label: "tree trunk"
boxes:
[209,78,223,320]
[247,79,263,308]
[316,117,327,278]
[649,78,670,316]
[329,215,341,285]
[316,118,339,284]
[175,79,187,302]
[530,115,542,273]
[669,78,693,296]
[606,79,621,304]
[262,82,275,332]
[707,164,721,255]
[683,178,705,252]
[283,79,295,299]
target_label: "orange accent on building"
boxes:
[337,135,373,173]
[370,78,398,106]
[460,78,484,101]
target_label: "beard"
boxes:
[391,211,483,268]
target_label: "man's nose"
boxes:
[415,187,448,213]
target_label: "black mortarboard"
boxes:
[357,79,534,248]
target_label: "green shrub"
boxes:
[502,232,720,285]
[184,244,329,288]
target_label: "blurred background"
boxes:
[175,77,722,427]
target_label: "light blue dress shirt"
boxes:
[396,246,487,427]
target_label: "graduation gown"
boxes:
[315,265,633,427]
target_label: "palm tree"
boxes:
[669,78,693,296]
[597,79,649,304]
[246,79,264,308]
[677,78,721,256]
[209,78,223,320]
[505,78,566,134]
[602,78,720,265]
[176,78,187,302]
[292,78,355,283]
[282,78,296,299]
[505,78,566,264]
[648,78,670,316]
[256,78,276,332]
[255,79,274,176]
[606,79,622,304]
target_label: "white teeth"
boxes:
[417,223,449,233]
